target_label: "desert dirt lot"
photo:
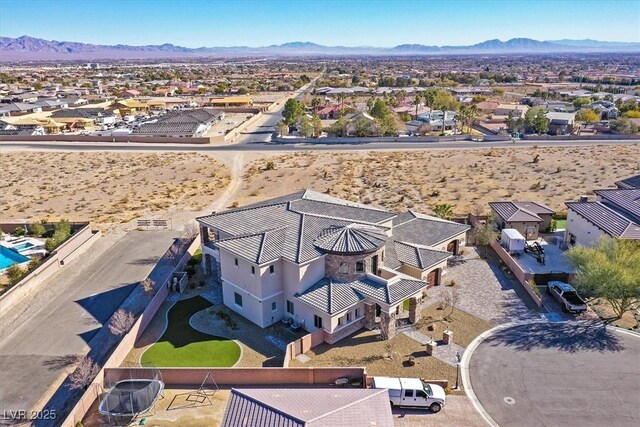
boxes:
[238,144,640,215]
[0,152,230,231]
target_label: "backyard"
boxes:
[141,296,241,367]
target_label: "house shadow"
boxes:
[74,282,139,345]
[486,322,624,353]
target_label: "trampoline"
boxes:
[98,379,164,418]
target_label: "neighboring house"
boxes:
[50,108,118,129]
[475,101,499,113]
[317,105,342,119]
[546,111,576,135]
[587,101,619,119]
[222,388,393,427]
[120,89,141,99]
[489,201,555,240]
[209,95,253,108]
[495,103,529,118]
[0,102,43,117]
[112,99,149,116]
[565,180,640,247]
[197,190,468,344]
[615,174,640,190]
[132,108,222,137]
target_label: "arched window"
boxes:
[338,262,348,273]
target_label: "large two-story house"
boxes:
[196,190,469,344]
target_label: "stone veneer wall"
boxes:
[324,318,365,344]
[324,247,385,282]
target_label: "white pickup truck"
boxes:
[546,281,587,313]
[371,376,446,413]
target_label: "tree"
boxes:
[524,107,545,133]
[140,277,155,298]
[610,118,639,135]
[433,89,460,112]
[354,115,372,137]
[282,98,304,125]
[310,97,321,113]
[566,238,640,319]
[472,215,499,258]
[572,98,591,110]
[504,111,515,133]
[277,120,288,137]
[311,115,323,137]
[433,203,454,220]
[33,81,43,90]
[369,99,390,119]
[298,116,313,138]
[438,288,460,320]
[575,109,600,123]
[376,114,398,136]
[69,356,100,390]
[108,309,135,336]
[533,109,549,134]
[327,116,349,137]
[422,89,437,111]
[412,94,422,119]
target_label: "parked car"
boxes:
[546,281,587,313]
[371,376,446,412]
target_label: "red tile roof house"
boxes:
[120,89,141,99]
[317,105,342,119]
[489,201,555,240]
[196,190,469,344]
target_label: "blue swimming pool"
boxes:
[0,246,30,270]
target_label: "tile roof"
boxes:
[295,278,365,314]
[566,201,640,239]
[594,188,640,222]
[313,224,387,254]
[394,241,452,270]
[489,201,552,222]
[392,212,469,247]
[222,388,393,427]
[350,277,427,305]
[615,174,640,189]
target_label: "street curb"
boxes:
[460,320,640,427]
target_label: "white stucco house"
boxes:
[196,190,469,344]
[564,174,640,247]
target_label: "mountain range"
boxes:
[1,35,639,61]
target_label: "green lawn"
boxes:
[141,296,241,367]
[554,219,567,230]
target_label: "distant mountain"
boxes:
[547,38,640,48]
[1,35,638,61]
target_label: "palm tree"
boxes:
[311,97,321,114]
[467,105,478,131]
[337,93,347,110]
[459,105,468,133]
[423,90,436,112]
[412,93,422,120]
[433,203,455,220]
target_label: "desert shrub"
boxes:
[14,226,26,236]
[28,257,41,271]
[6,264,26,284]
[29,223,46,237]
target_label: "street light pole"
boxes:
[454,351,461,390]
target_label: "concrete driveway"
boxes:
[467,322,640,427]
[0,231,176,419]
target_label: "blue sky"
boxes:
[2,0,639,47]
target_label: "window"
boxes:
[251,266,256,276]
[234,292,243,307]
[416,390,427,399]
[404,390,414,398]
[569,233,576,245]
[269,265,275,275]
[286,300,294,315]
[346,312,352,323]
[338,317,342,326]
[271,301,277,312]
[338,262,348,273]
[314,315,323,329]
[355,261,364,272]
[234,258,239,267]
[355,308,359,318]
[381,251,384,261]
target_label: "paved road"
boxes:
[0,231,176,419]
[468,322,640,427]
[2,138,638,154]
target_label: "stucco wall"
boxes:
[565,208,605,247]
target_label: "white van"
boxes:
[372,376,446,412]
